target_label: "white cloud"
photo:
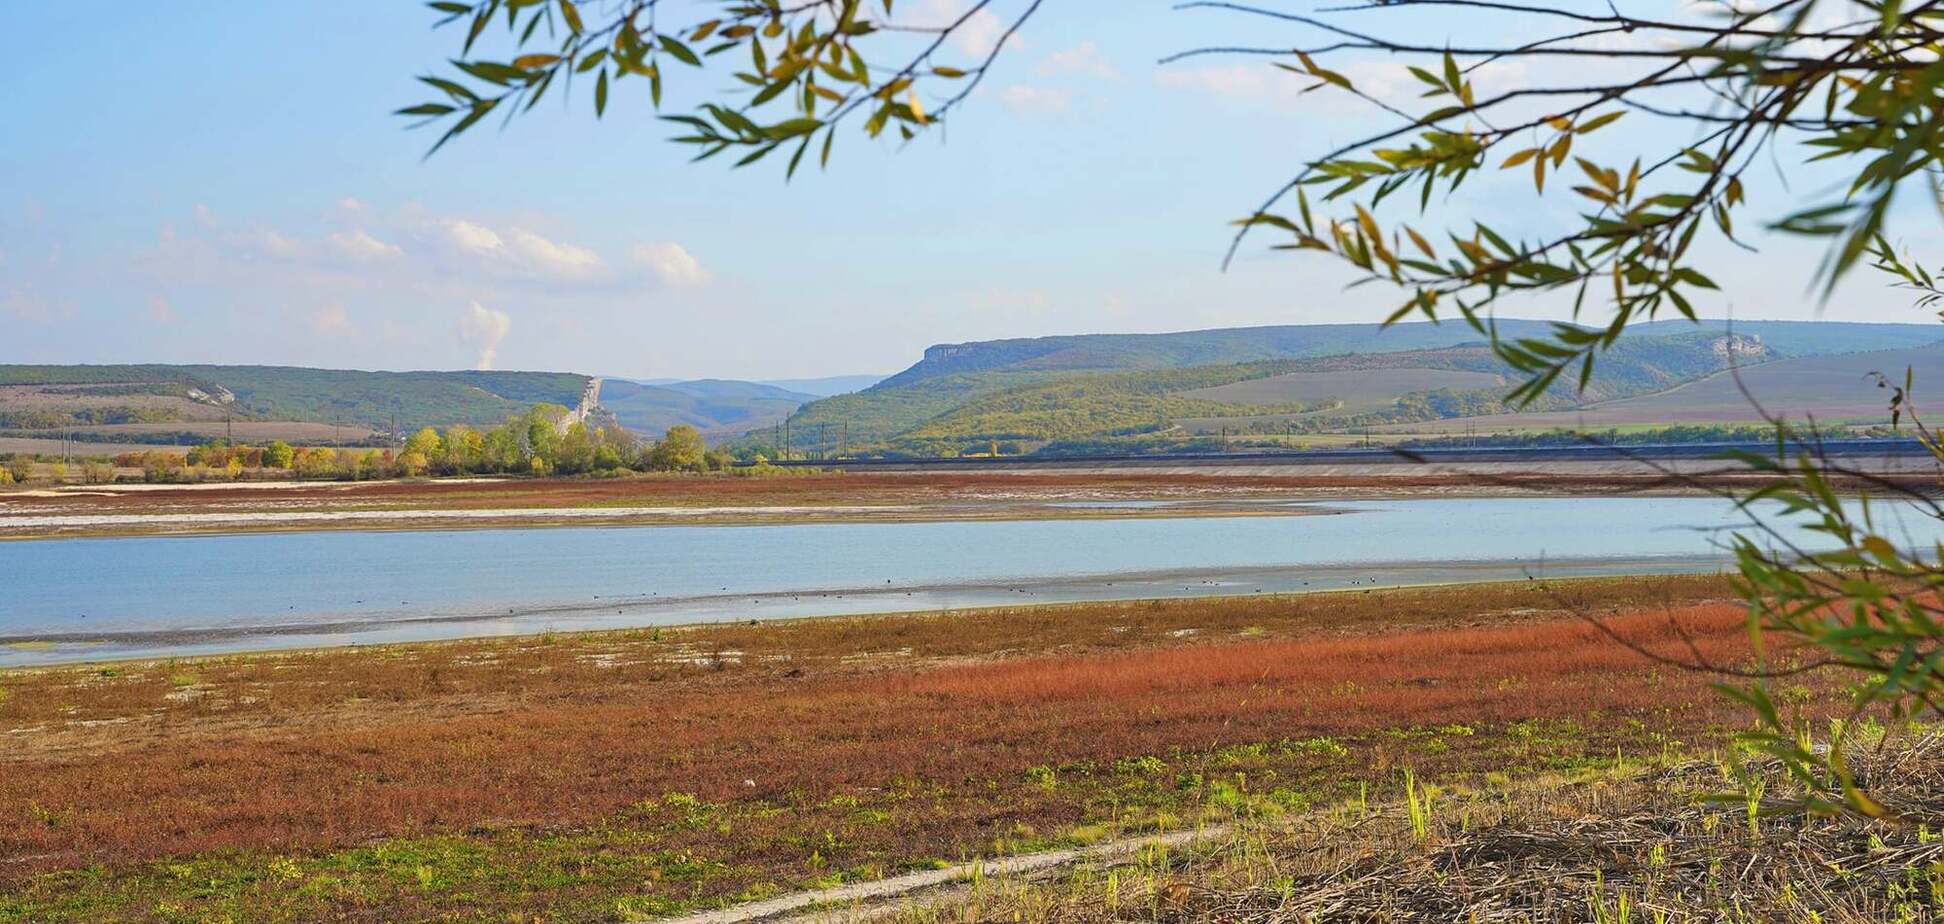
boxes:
[912,0,1021,58]
[253,229,304,260]
[1155,63,1305,106]
[631,242,710,287]
[458,301,512,370]
[998,84,1072,116]
[327,229,403,261]
[441,219,503,255]
[504,227,603,279]
[432,219,606,283]
[309,304,354,338]
[1038,41,1117,80]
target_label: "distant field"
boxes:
[51,421,377,440]
[1377,345,1944,434]
[1,421,384,453]
[0,385,230,422]
[0,437,185,457]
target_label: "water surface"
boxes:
[2,496,1928,665]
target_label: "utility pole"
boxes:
[783,417,791,462]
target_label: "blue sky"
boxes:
[1,1,1934,379]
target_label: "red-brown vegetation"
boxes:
[0,579,1791,884]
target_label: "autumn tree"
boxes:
[649,424,709,472]
[405,427,445,466]
[444,424,486,473]
[263,440,296,470]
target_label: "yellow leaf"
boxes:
[1862,535,1899,561]
[1354,203,1380,243]
[1404,225,1436,260]
[908,89,927,123]
[1500,148,1538,169]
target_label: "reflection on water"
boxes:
[1,496,1933,664]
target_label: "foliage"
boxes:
[647,423,709,472]
[263,440,296,469]
[401,0,1046,167]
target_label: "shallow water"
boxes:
[2,496,1933,665]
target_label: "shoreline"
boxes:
[0,555,1730,670]
[3,463,1927,541]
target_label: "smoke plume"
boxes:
[458,301,511,370]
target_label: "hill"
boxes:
[880,319,1932,389]
[1376,343,1944,434]
[0,365,589,445]
[598,379,814,438]
[777,319,1944,457]
[754,374,885,397]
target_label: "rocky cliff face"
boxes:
[1709,333,1768,359]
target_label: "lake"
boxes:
[2,496,1931,665]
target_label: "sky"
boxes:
[1,1,1937,380]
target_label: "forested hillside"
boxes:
[0,365,589,433]
[773,320,1944,458]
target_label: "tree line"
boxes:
[0,405,745,485]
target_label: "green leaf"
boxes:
[660,35,702,67]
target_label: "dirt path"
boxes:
[651,825,1232,924]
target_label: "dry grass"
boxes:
[865,740,1944,923]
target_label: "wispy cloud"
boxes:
[326,229,403,262]
[1037,41,1117,80]
[309,304,354,338]
[630,242,710,288]
[999,84,1073,116]
[909,0,1023,58]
